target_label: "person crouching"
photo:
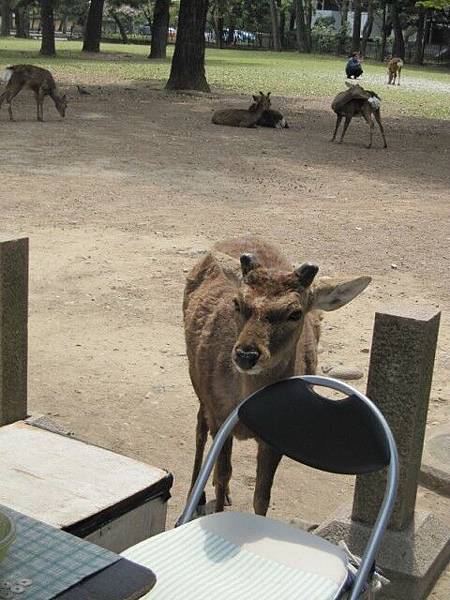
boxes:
[346,52,363,79]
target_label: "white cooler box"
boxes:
[0,421,173,553]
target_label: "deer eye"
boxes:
[233,298,241,312]
[288,309,303,321]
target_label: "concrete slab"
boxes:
[317,504,450,600]
[420,423,450,497]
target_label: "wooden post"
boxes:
[0,235,28,425]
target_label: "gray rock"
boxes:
[326,366,364,380]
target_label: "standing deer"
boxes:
[331,82,387,149]
[184,237,371,515]
[0,64,67,122]
[387,57,404,86]
[212,92,271,128]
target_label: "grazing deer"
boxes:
[212,91,271,128]
[249,95,289,128]
[184,237,371,515]
[387,57,404,86]
[0,64,67,122]
[331,82,387,149]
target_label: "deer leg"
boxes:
[331,115,342,142]
[212,435,233,512]
[361,108,375,149]
[339,115,352,143]
[5,87,22,122]
[37,90,46,122]
[398,70,401,86]
[374,110,388,148]
[187,407,209,509]
[0,90,7,111]
[253,440,282,516]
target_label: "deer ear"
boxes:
[252,95,259,102]
[240,253,260,276]
[295,263,319,288]
[62,94,66,101]
[311,276,371,311]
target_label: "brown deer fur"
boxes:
[184,237,371,515]
[0,64,67,122]
[387,57,403,86]
[331,82,387,149]
[212,91,271,128]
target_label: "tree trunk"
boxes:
[289,7,295,32]
[82,0,104,53]
[58,14,66,32]
[15,5,30,38]
[216,15,224,48]
[380,3,387,61]
[391,1,404,59]
[111,11,128,44]
[422,9,432,60]
[166,0,210,92]
[337,0,349,55]
[1,0,11,36]
[295,0,311,53]
[352,0,362,52]
[279,6,286,49]
[269,0,281,51]
[414,7,426,64]
[149,0,170,58]
[40,0,55,56]
[360,0,374,57]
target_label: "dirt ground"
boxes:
[1,80,449,596]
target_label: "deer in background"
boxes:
[184,237,371,515]
[387,57,404,86]
[212,91,271,128]
[0,64,67,122]
[331,82,387,149]
[249,94,289,128]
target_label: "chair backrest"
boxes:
[237,377,391,475]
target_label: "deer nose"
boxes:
[235,346,261,369]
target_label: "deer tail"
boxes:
[0,66,14,84]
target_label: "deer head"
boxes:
[249,91,271,113]
[213,252,371,375]
[55,93,67,118]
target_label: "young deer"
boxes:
[184,237,371,515]
[249,95,289,128]
[212,92,271,128]
[0,64,67,122]
[331,82,387,149]
[387,57,404,86]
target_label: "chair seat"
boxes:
[122,512,349,599]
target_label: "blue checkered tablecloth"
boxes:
[0,505,120,600]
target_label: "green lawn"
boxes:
[1,37,449,119]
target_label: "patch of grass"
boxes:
[1,37,449,119]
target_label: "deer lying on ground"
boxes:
[249,94,289,128]
[212,91,271,128]
[331,82,387,149]
[387,57,403,86]
[0,64,67,122]
[184,237,371,515]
